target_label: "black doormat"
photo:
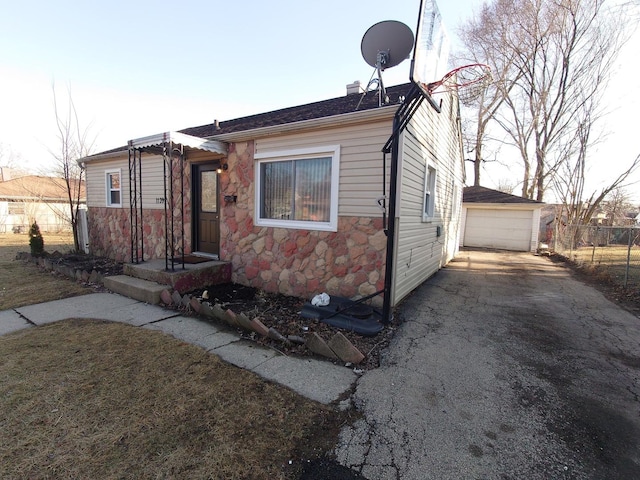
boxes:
[181,255,214,264]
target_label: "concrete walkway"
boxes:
[335,249,640,479]
[0,293,357,405]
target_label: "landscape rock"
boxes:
[160,289,173,306]
[199,301,214,318]
[328,332,365,364]
[171,290,182,305]
[181,294,191,308]
[287,335,306,345]
[268,327,290,343]
[224,308,240,328]
[88,270,101,284]
[189,296,202,313]
[236,312,254,332]
[306,332,338,360]
[250,317,270,337]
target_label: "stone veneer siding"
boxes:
[89,207,192,263]
[88,158,192,262]
[220,141,388,304]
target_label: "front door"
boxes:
[193,163,220,255]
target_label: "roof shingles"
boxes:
[86,83,415,158]
[182,83,413,138]
[463,186,542,204]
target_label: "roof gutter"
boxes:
[77,149,128,165]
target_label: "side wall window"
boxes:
[423,164,437,221]
[106,169,122,207]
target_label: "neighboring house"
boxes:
[80,82,464,308]
[0,175,85,233]
[461,186,543,252]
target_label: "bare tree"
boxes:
[495,178,517,194]
[50,84,94,251]
[0,143,26,178]
[553,116,639,228]
[602,187,637,225]
[457,0,524,186]
[459,0,632,201]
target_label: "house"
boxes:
[79,82,464,309]
[0,175,85,233]
[461,186,543,252]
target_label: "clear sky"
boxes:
[0,0,638,199]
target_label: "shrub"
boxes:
[29,222,44,256]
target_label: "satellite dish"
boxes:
[358,21,414,108]
[361,20,414,70]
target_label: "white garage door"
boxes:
[464,208,533,251]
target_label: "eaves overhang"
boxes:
[78,131,228,165]
[463,202,544,210]
[128,131,227,156]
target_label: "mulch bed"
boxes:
[187,283,397,371]
[43,251,125,277]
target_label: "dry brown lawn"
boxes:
[0,233,346,479]
[570,245,640,285]
[0,232,89,310]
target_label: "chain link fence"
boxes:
[551,225,640,288]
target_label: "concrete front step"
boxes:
[103,275,167,305]
[123,259,232,294]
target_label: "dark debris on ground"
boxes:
[189,283,397,371]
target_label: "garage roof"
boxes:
[463,186,542,204]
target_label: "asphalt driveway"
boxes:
[336,249,640,479]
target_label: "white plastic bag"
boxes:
[311,292,330,307]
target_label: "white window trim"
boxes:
[422,163,437,222]
[105,168,122,208]
[254,145,340,232]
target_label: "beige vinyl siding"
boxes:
[139,155,167,209]
[86,157,130,208]
[86,154,169,210]
[254,119,393,218]
[392,93,464,305]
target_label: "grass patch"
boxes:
[0,233,89,310]
[0,319,344,479]
[567,245,640,286]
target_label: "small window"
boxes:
[106,170,122,207]
[255,146,340,231]
[423,164,436,221]
[8,202,25,215]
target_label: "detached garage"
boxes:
[460,186,543,252]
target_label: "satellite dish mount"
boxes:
[358,21,414,109]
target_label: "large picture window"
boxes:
[255,146,340,231]
[106,169,122,207]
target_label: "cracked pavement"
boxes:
[335,249,640,479]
